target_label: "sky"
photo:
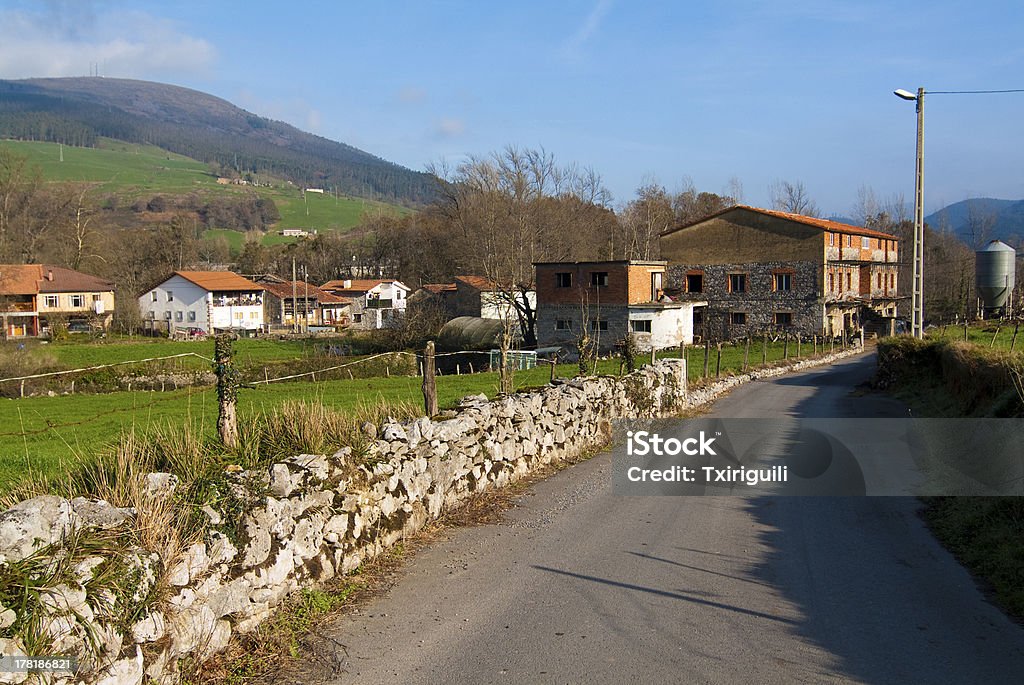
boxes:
[0,0,1022,216]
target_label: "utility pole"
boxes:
[292,258,298,334]
[303,266,310,332]
[911,87,925,339]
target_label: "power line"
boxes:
[928,89,1024,94]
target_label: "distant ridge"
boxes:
[0,77,436,205]
[925,198,1024,247]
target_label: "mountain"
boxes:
[0,77,436,206]
[925,198,1024,248]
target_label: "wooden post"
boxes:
[1011,320,1020,352]
[650,347,657,366]
[20,380,24,398]
[797,335,801,358]
[762,333,768,365]
[456,364,461,375]
[422,341,438,416]
[70,380,75,394]
[347,369,354,380]
[550,353,558,382]
[679,341,685,359]
[783,334,789,360]
[743,336,750,371]
[964,322,969,342]
[703,340,710,378]
[813,335,818,355]
[715,343,722,377]
[214,334,239,448]
[991,326,1001,347]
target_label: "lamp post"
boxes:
[894,87,925,338]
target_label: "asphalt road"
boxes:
[316,352,1024,684]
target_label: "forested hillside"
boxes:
[0,77,436,205]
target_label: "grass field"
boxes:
[0,337,830,489]
[0,139,406,246]
[925,322,1023,352]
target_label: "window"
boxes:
[862,237,871,249]
[686,273,703,293]
[70,294,84,307]
[877,273,882,288]
[590,272,609,287]
[773,273,792,292]
[590,318,608,331]
[555,272,572,288]
[249,311,259,320]
[693,307,705,326]
[828,273,835,291]
[829,232,835,246]
[353,313,363,323]
[555,319,572,331]
[730,312,747,325]
[774,312,793,327]
[164,311,172,320]
[728,273,746,293]
[847,235,853,247]
[234,312,244,321]
[630,319,652,333]
[846,273,852,290]
[43,295,58,308]
[167,291,174,302]
[175,311,183,322]
[187,311,196,322]
[151,291,158,302]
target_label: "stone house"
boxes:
[319,279,410,330]
[534,260,703,354]
[409,276,537,323]
[0,264,115,337]
[659,205,900,339]
[139,271,265,335]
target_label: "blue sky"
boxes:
[1,0,1022,215]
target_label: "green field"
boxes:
[925,322,1024,352]
[0,337,827,489]
[0,139,406,246]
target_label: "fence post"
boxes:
[743,336,750,371]
[550,353,558,382]
[703,340,710,378]
[214,334,239,448]
[762,333,768,365]
[650,347,657,366]
[783,333,789,360]
[797,335,801,358]
[715,343,722,377]
[422,341,438,416]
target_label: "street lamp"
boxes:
[894,87,925,339]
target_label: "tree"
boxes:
[769,180,819,217]
[618,182,673,260]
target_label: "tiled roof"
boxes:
[664,205,901,241]
[0,265,43,295]
[0,264,115,295]
[260,280,351,305]
[421,283,457,294]
[320,279,408,295]
[38,265,115,293]
[174,271,264,292]
[454,275,498,291]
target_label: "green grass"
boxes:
[202,228,248,253]
[0,139,406,234]
[926,322,1024,353]
[0,338,826,489]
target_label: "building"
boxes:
[139,271,265,335]
[252,275,351,329]
[0,264,115,338]
[659,205,899,338]
[319,279,410,330]
[534,260,702,354]
[408,276,537,323]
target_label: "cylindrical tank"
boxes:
[976,240,1016,311]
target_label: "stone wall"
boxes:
[0,347,862,684]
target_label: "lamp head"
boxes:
[894,89,917,101]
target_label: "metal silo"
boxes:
[975,240,1016,316]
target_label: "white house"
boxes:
[139,271,266,335]
[320,278,410,330]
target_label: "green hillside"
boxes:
[0,139,406,249]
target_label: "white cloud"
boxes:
[562,0,613,61]
[0,7,217,79]
[434,117,466,138]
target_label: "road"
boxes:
[311,352,1024,684]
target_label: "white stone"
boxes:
[131,611,165,643]
[0,496,79,563]
[144,473,179,500]
[94,645,144,685]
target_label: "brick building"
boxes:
[534,260,703,354]
[659,206,899,339]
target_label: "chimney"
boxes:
[343,279,352,289]
[47,269,54,281]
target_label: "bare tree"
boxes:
[769,180,820,217]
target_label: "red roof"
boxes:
[259,280,351,305]
[454,275,498,291]
[0,264,114,295]
[421,283,457,294]
[664,205,901,241]
[320,279,408,296]
[175,271,263,292]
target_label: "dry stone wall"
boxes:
[0,347,861,684]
